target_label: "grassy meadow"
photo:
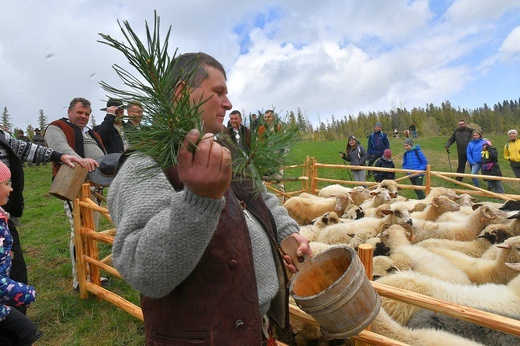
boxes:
[18,133,519,345]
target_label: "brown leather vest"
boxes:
[48,118,106,178]
[140,168,289,345]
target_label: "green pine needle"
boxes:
[98,12,302,191]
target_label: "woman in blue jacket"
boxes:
[466,129,484,188]
[402,138,428,199]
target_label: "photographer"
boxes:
[340,135,368,182]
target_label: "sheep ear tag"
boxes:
[280,236,312,272]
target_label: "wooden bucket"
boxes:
[49,163,88,201]
[281,237,381,338]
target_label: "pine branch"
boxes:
[98,12,302,192]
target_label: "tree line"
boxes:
[3,97,519,141]
[283,98,520,142]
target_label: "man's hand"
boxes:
[283,233,312,274]
[178,129,232,199]
[61,155,99,172]
[106,105,119,115]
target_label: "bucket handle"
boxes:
[280,236,313,272]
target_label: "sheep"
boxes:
[378,179,399,197]
[297,192,323,199]
[358,187,392,210]
[317,184,350,198]
[308,241,332,256]
[316,205,413,246]
[505,211,520,236]
[289,300,485,346]
[411,205,508,243]
[298,211,344,242]
[347,185,372,206]
[283,192,352,225]
[500,199,520,211]
[378,223,471,284]
[370,308,485,346]
[376,266,520,326]
[456,193,478,207]
[407,308,520,346]
[372,255,402,279]
[410,195,461,221]
[390,187,458,211]
[427,236,520,285]
[416,225,512,258]
[362,203,393,218]
[342,205,365,220]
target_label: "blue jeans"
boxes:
[470,163,482,187]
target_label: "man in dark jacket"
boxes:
[226,110,251,154]
[94,98,127,154]
[366,122,390,177]
[445,119,474,182]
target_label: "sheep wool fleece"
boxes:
[108,154,298,343]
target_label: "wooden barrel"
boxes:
[288,244,381,338]
[49,163,88,201]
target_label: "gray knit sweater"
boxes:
[108,154,299,315]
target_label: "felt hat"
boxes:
[88,153,122,187]
[404,138,413,146]
[383,149,392,158]
[100,98,126,111]
[0,161,11,183]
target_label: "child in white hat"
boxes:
[0,161,42,344]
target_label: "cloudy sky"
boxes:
[1,0,519,132]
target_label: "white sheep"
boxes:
[297,192,323,199]
[411,205,508,243]
[317,184,350,197]
[290,303,485,346]
[298,211,343,242]
[428,236,520,285]
[390,186,458,211]
[456,193,478,207]
[410,195,461,221]
[342,205,365,220]
[416,225,512,258]
[316,205,413,246]
[376,265,520,326]
[378,179,399,197]
[378,223,471,284]
[348,186,372,206]
[359,187,392,210]
[372,255,403,279]
[283,192,352,225]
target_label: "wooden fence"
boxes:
[266,156,520,202]
[73,179,520,345]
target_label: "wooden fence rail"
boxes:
[267,156,520,202]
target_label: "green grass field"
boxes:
[18,134,519,344]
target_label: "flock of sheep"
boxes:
[282,180,520,346]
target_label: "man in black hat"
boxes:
[94,98,127,154]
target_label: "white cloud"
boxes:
[1,0,519,131]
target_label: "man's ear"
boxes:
[173,80,186,101]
